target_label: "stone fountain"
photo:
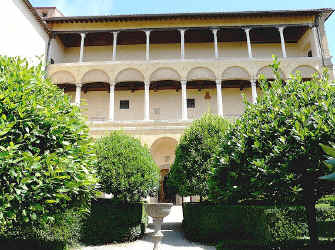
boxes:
[145,203,173,250]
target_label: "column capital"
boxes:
[178,28,186,34]
[250,79,257,86]
[80,33,86,39]
[216,79,222,85]
[112,31,119,36]
[75,83,82,88]
[278,26,286,32]
[109,82,116,87]
[181,80,187,85]
[144,30,151,35]
[144,80,150,87]
[211,28,219,34]
[243,27,252,33]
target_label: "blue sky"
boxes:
[30,0,335,63]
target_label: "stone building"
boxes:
[1,1,334,202]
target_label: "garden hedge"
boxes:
[0,209,83,250]
[182,202,335,247]
[81,198,148,245]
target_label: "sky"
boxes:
[30,0,335,64]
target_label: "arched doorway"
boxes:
[150,137,178,202]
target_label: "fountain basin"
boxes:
[145,203,173,218]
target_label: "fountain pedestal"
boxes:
[145,203,173,250]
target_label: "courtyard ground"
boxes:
[79,205,215,250]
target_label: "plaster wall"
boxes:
[58,42,307,63]
[66,87,249,121]
[0,0,48,63]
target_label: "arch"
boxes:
[187,67,216,81]
[150,67,181,82]
[150,137,178,169]
[115,68,144,83]
[257,66,285,80]
[222,66,250,80]
[81,69,110,83]
[50,70,76,84]
[291,65,319,79]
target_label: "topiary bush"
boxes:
[210,57,335,247]
[95,131,159,202]
[168,113,229,198]
[81,199,148,245]
[183,203,335,247]
[0,56,97,248]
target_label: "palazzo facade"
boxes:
[42,8,334,201]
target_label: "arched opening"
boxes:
[50,71,76,104]
[292,65,319,81]
[149,68,181,121]
[115,68,145,121]
[187,67,217,119]
[79,70,110,121]
[221,66,252,118]
[257,66,285,80]
[150,137,178,203]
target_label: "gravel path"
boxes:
[78,205,215,250]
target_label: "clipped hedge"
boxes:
[182,203,335,246]
[81,199,148,245]
[0,209,83,250]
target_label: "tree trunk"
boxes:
[200,196,203,202]
[305,200,318,248]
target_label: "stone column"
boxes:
[312,26,321,58]
[144,81,150,121]
[47,33,55,64]
[109,83,115,121]
[212,29,219,59]
[181,80,188,120]
[251,79,257,104]
[179,29,186,60]
[145,30,151,61]
[216,79,223,116]
[79,33,86,62]
[244,28,253,58]
[112,31,119,61]
[75,84,82,106]
[278,26,287,58]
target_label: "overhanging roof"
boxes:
[45,8,334,24]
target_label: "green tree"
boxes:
[168,113,229,199]
[210,58,335,247]
[0,57,97,235]
[95,131,159,202]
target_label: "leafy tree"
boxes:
[168,113,229,199]
[0,57,97,235]
[210,58,335,247]
[95,131,159,202]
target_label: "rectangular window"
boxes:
[187,98,195,108]
[120,100,129,109]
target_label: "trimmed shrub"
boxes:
[168,113,229,198]
[0,209,83,250]
[95,131,159,202]
[210,58,335,246]
[317,195,335,206]
[81,199,148,245]
[182,202,335,246]
[0,56,97,248]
